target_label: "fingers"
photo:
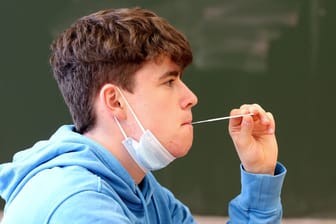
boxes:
[265,111,275,134]
[229,104,275,135]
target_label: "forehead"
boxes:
[138,56,181,78]
[130,56,181,91]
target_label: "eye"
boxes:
[165,79,175,87]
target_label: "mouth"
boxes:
[182,120,193,126]
[181,113,193,126]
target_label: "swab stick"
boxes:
[192,113,253,125]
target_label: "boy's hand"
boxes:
[228,104,278,175]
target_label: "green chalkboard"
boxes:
[1,0,335,217]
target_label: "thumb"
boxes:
[238,116,254,147]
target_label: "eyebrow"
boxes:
[158,70,181,81]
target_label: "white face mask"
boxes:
[114,88,175,173]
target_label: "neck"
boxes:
[84,126,146,184]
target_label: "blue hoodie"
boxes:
[0,125,286,223]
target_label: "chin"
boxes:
[178,146,192,158]
[165,129,194,157]
[170,139,193,158]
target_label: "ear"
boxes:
[98,84,126,120]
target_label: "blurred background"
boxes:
[0,0,335,219]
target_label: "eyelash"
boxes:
[166,79,175,87]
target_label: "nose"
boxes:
[180,81,198,109]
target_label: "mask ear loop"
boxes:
[114,117,128,139]
[116,87,146,134]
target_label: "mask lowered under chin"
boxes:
[114,87,175,173]
[122,129,176,173]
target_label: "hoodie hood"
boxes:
[0,125,155,209]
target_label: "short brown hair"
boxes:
[49,8,192,133]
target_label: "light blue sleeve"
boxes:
[227,162,286,224]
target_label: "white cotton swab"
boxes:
[192,113,254,125]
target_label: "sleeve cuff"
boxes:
[238,162,287,211]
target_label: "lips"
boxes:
[182,119,192,126]
[181,114,193,126]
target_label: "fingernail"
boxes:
[262,118,269,124]
[242,119,251,127]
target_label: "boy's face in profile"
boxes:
[121,56,198,158]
